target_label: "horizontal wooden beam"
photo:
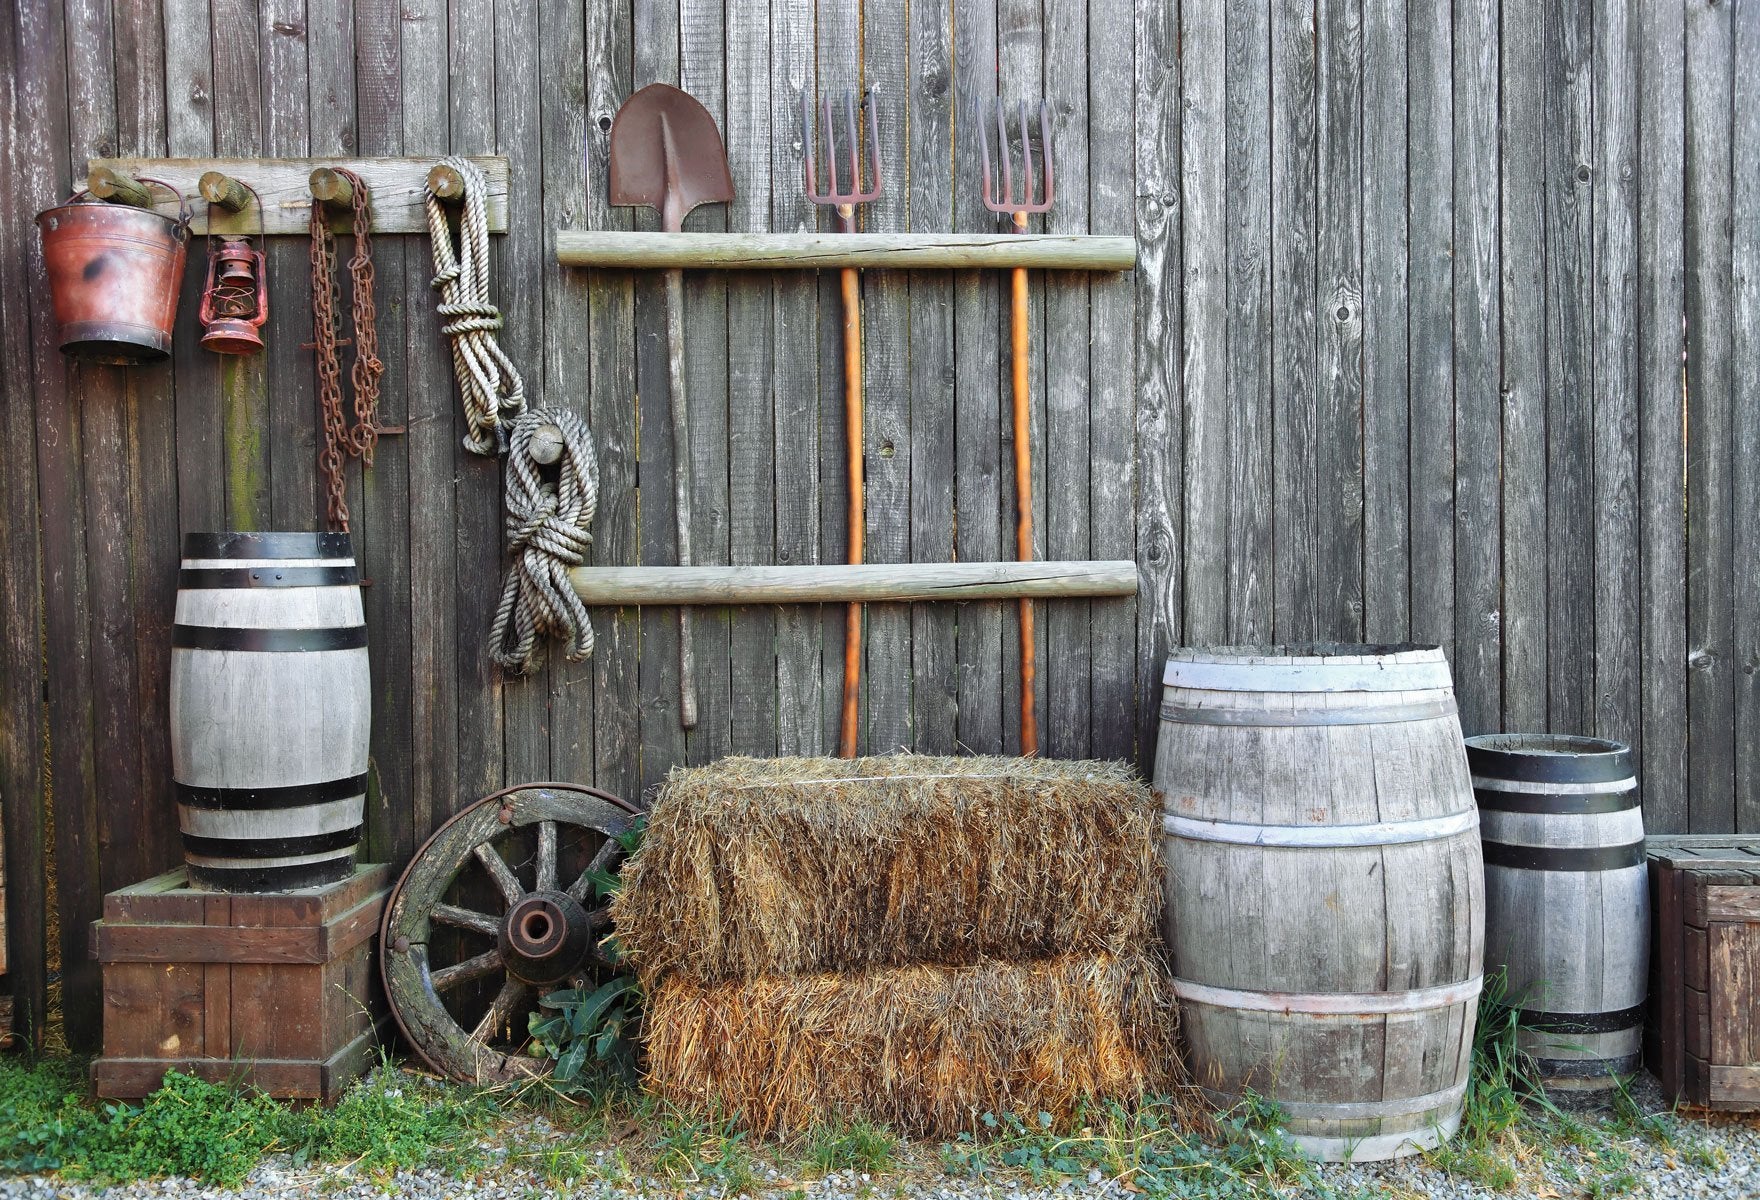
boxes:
[556,231,1137,271]
[83,156,510,235]
[569,561,1139,606]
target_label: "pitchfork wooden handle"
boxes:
[1010,219,1038,756]
[664,267,699,729]
[839,263,865,758]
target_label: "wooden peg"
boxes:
[309,167,356,208]
[87,165,153,208]
[529,424,566,465]
[426,163,467,203]
[198,171,251,213]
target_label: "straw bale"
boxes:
[613,755,1161,986]
[643,951,1181,1137]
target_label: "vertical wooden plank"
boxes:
[402,0,456,835]
[497,0,553,785]
[724,0,777,759]
[769,0,823,758]
[909,0,959,755]
[1040,0,1090,758]
[1453,0,1500,735]
[1499,0,1548,732]
[862,0,914,753]
[448,0,505,810]
[1594,0,1642,758]
[1732,0,1760,833]
[1684,0,1734,833]
[115,0,182,898]
[212,0,269,530]
[26,0,102,1051]
[165,0,223,535]
[262,0,316,529]
[1224,0,1272,645]
[354,0,413,861]
[1543,0,1594,735]
[1360,0,1407,644]
[1091,0,1141,762]
[1406,0,1453,663]
[1315,0,1364,643]
[1269,0,1317,645]
[1637,0,1686,832]
[951,0,1003,751]
[679,0,731,766]
[632,0,685,790]
[541,0,598,787]
[0,0,48,1048]
[584,0,641,799]
[1180,0,1227,647]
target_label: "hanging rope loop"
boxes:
[425,155,525,455]
[490,408,601,674]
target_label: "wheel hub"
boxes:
[499,890,594,984]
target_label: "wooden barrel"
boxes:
[170,532,370,891]
[1467,734,1646,1087]
[1155,645,1484,1162]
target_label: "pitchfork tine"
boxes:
[996,100,1012,207]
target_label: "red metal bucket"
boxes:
[36,181,190,365]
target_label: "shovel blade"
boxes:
[609,83,735,228]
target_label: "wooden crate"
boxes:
[1646,837,1760,1109]
[91,864,388,1104]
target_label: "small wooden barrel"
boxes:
[1468,734,1647,1087]
[170,532,370,891]
[1156,645,1484,1162]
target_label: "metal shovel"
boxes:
[609,83,735,730]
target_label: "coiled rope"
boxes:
[490,408,600,674]
[425,155,525,454]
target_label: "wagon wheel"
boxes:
[381,781,642,1084]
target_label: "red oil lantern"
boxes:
[198,237,269,354]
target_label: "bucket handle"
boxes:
[65,177,193,239]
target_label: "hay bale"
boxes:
[644,952,1181,1137]
[612,755,1161,986]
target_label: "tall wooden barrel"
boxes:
[170,532,370,891]
[1468,734,1646,1087]
[1155,645,1484,1162]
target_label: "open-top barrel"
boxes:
[170,532,370,891]
[1155,644,1484,1162]
[1469,734,1646,1087]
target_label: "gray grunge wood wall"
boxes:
[1,0,1755,1047]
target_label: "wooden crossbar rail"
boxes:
[556,231,1136,271]
[569,561,1138,606]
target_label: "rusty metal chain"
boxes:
[310,168,382,532]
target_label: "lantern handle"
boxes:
[204,179,265,252]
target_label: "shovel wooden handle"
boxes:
[664,267,698,729]
[839,263,864,758]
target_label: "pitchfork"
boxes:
[976,97,1054,757]
[803,87,882,759]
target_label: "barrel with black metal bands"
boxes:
[1469,734,1648,1087]
[1156,645,1484,1162]
[169,531,370,892]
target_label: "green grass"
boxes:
[800,1118,898,1177]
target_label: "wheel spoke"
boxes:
[565,836,621,902]
[431,948,503,991]
[474,842,524,906]
[536,821,558,892]
[433,903,500,937]
[469,978,530,1043]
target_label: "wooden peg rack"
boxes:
[82,157,511,236]
[568,561,1138,607]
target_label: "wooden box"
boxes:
[1645,836,1760,1109]
[91,864,388,1104]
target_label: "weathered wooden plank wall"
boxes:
[1,0,1755,1048]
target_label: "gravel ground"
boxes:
[2,1073,1755,1200]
